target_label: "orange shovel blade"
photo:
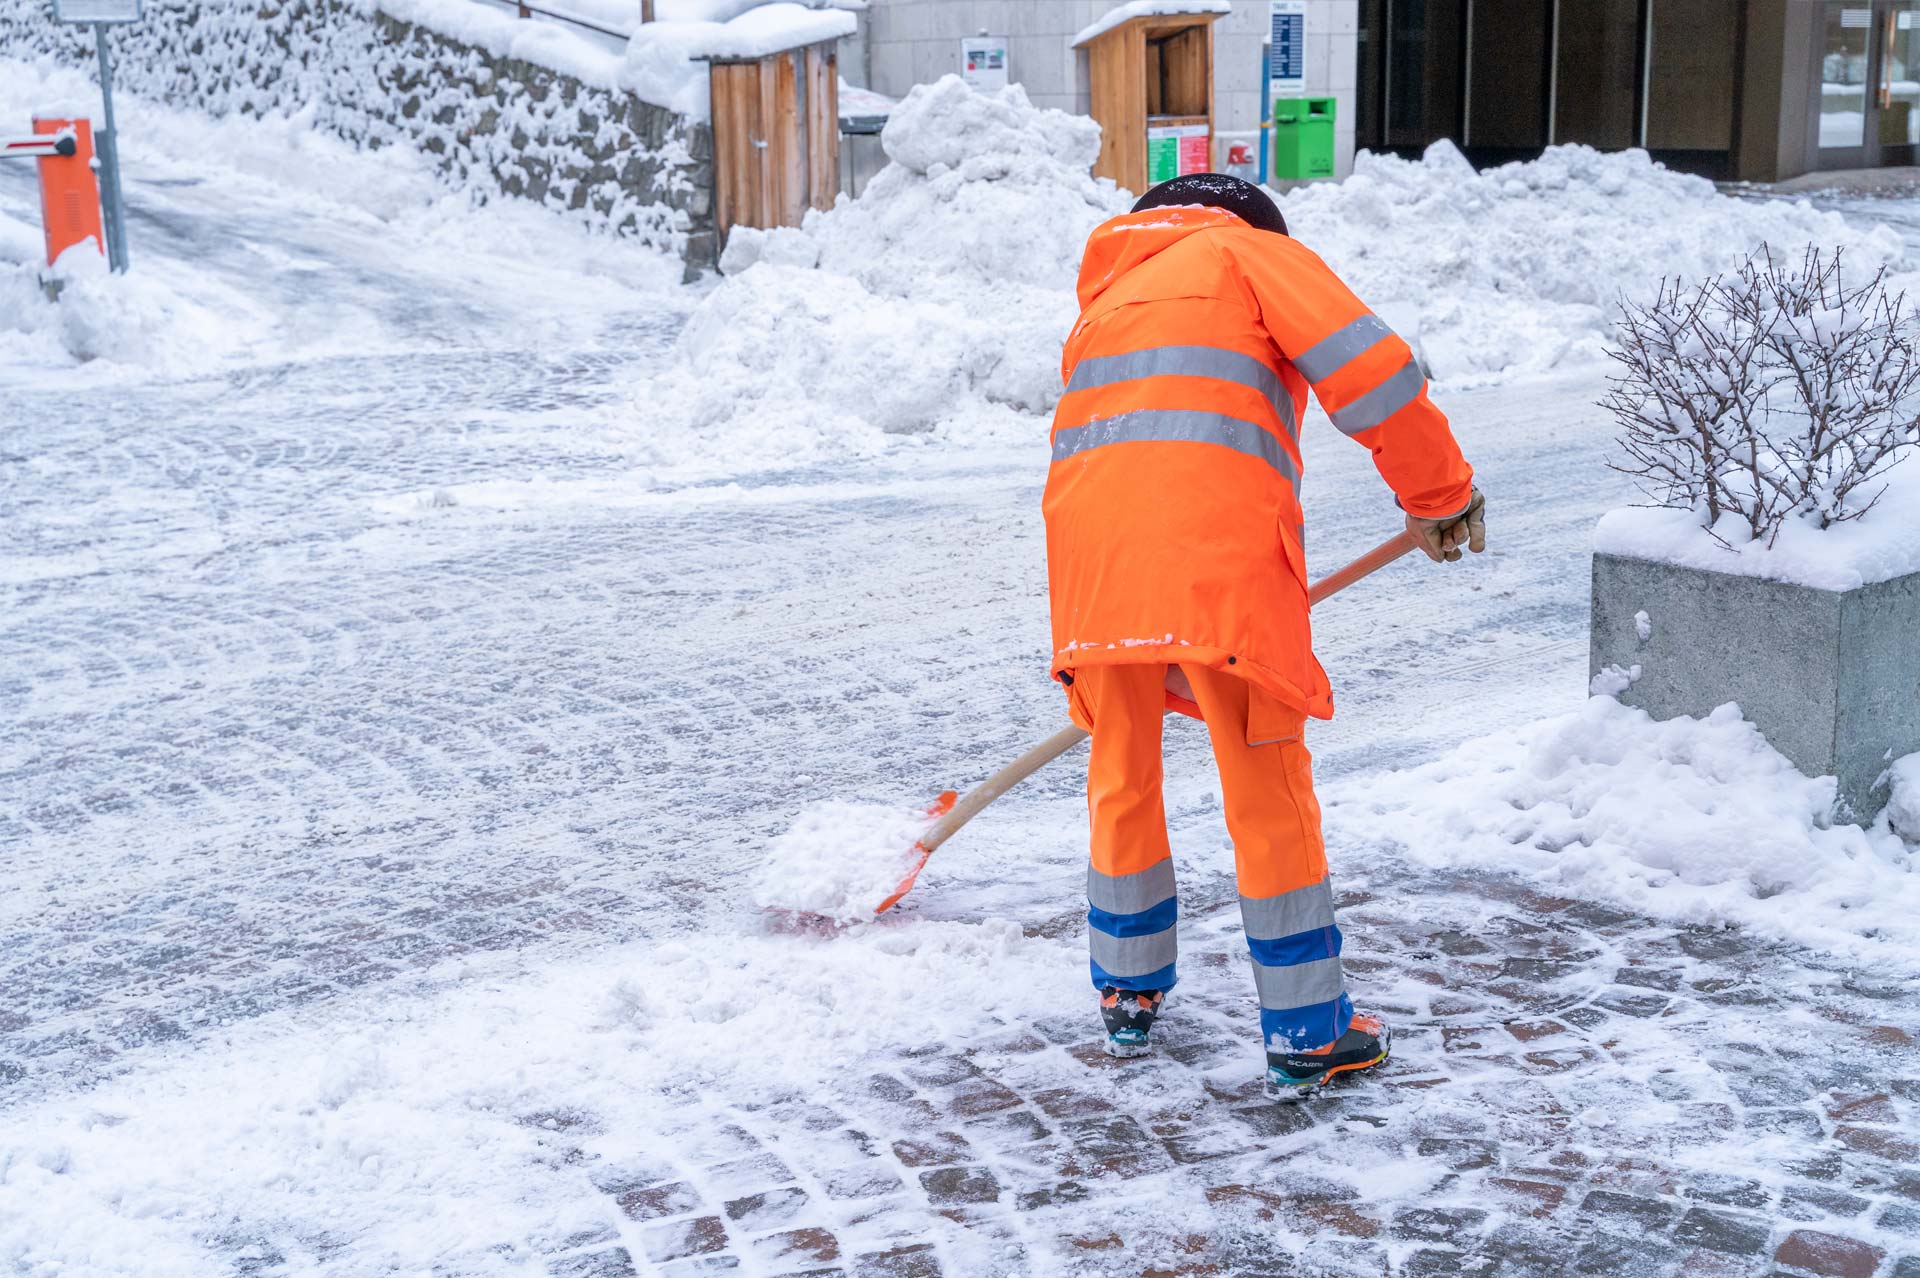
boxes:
[874,790,956,914]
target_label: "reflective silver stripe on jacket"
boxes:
[1240,879,1336,943]
[1052,410,1299,487]
[1328,360,1427,437]
[1292,314,1394,384]
[1066,344,1298,439]
[1091,927,1177,979]
[1251,954,1346,1010]
[1088,859,1177,916]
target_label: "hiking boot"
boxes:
[1100,986,1165,1058]
[1264,1011,1391,1100]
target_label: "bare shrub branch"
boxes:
[1603,245,1920,547]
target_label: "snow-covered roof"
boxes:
[1072,0,1230,48]
[681,2,857,59]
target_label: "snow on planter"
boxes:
[1589,247,1920,819]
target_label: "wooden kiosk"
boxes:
[707,38,840,253]
[1076,8,1221,194]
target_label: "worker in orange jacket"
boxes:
[1044,174,1486,1100]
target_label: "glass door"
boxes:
[1820,3,1873,162]
[1877,3,1920,162]
[1818,1,1920,167]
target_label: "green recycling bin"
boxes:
[1271,96,1336,180]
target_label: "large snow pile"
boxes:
[622,76,1128,482]
[1325,696,1919,962]
[1281,142,1906,383]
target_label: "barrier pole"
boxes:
[93,22,129,273]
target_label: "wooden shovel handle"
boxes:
[914,528,1420,859]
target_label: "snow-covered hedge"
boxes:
[1604,246,1920,546]
[0,0,710,254]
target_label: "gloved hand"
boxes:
[1407,487,1486,564]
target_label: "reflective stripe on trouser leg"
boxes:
[1250,922,1351,1052]
[1088,860,1178,990]
[1080,664,1179,992]
[1247,880,1348,1052]
[1179,663,1351,1051]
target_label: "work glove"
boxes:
[1407,487,1486,564]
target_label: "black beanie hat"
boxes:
[1130,172,1288,236]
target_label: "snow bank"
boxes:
[1075,0,1231,47]
[621,76,1128,482]
[0,237,268,375]
[1325,696,1918,962]
[381,0,853,117]
[1281,142,1906,383]
[752,799,936,921]
[379,0,627,87]
[1594,454,1920,590]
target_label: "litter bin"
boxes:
[1271,96,1335,180]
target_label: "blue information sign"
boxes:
[1269,2,1305,93]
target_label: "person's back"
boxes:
[1041,174,1487,1099]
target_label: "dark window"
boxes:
[1646,0,1740,152]
[1357,0,1385,150]
[1554,0,1642,149]
[1466,0,1551,152]
[1386,0,1467,148]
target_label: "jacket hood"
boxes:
[1075,205,1245,310]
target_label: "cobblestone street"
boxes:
[3,132,1917,1278]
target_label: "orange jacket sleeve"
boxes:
[1215,231,1474,519]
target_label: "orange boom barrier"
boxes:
[34,117,106,266]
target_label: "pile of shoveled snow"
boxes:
[1280,141,1907,383]
[621,75,1129,482]
[1324,696,1919,962]
[0,237,261,374]
[752,798,938,922]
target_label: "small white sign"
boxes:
[1269,0,1306,97]
[960,36,1009,92]
[53,0,142,22]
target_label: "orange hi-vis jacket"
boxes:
[1043,206,1474,720]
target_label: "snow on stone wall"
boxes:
[0,0,713,261]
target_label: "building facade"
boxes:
[850,1,1920,185]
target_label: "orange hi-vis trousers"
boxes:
[1068,662,1353,1052]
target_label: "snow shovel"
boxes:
[874,528,1424,914]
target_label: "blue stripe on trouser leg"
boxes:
[1088,860,1178,991]
[1243,877,1350,1051]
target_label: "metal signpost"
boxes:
[52,0,141,273]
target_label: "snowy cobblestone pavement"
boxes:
[4,123,1919,1276]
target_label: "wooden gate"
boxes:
[710,41,840,255]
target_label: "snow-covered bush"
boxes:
[1604,246,1920,546]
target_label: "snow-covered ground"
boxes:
[4,62,1919,1278]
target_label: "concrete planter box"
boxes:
[1591,552,1920,820]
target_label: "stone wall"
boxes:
[0,0,715,269]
